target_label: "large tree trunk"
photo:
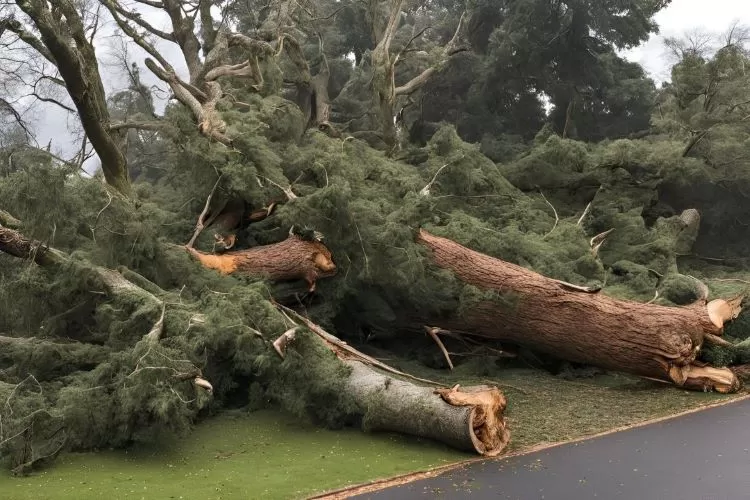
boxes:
[186,234,337,291]
[345,361,509,456]
[279,306,510,457]
[15,0,131,195]
[417,230,742,393]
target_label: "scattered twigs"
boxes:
[590,228,614,257]
[274,302,443,386]
[186,174,223,248]
[577,202,591,225]
[539,191,559,239]
[272,326,300,359]
[419,163,450,197]
[90,189,114,243]
[424,326,454,370]
[144,303,166,343]
[577,185,602,226]
[260,175,300,201]
[419,155,464,196]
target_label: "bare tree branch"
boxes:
[108,1,176,41]
[0,18,56,65]
[133,0,165,8]
[0,97,32,139]
[395,12,467,96]
[14,0,130,194]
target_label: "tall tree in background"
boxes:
[653,23,750,256]
[449,0,667,142]
[2,0,132,194]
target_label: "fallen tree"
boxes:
[417,229,745,393]
[278,305,510,456]
[0,215,510,473]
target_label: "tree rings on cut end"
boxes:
[435,384,510,456]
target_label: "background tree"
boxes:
[653,23,750,258]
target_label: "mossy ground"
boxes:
[1,366,743,499]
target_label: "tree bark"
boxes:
[279,306,510,456]
[186,234,337,291]
[344,361,509,456]
[14,0,130,195]
[417,229,742,393]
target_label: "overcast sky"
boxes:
[621,0,750,83]
[17,0,750,169]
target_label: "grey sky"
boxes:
[16,0,750,169]
[622,0,750,84]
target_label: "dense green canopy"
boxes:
[1,0,749,475]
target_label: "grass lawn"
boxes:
[1,366,744,499]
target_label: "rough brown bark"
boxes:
[13,0,130,195]
[417,230,741,393]
[186,235,337,291]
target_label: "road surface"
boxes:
[352,398,750,500]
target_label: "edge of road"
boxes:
[308,392,750,499]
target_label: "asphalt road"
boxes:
[352,398,750,500]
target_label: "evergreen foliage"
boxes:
[1,0,750,474]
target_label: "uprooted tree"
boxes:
[2,0,750,476]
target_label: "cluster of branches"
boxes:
[0,0,473,198]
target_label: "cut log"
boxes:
[186,234,336,291]
[417,229,741,393]
[344,361,509,456]
[276,304,510,457]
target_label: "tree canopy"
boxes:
[1,0,750,476]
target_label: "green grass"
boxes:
[0,410,466,500]
[384,360,744,452]
[0,366,744,499]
